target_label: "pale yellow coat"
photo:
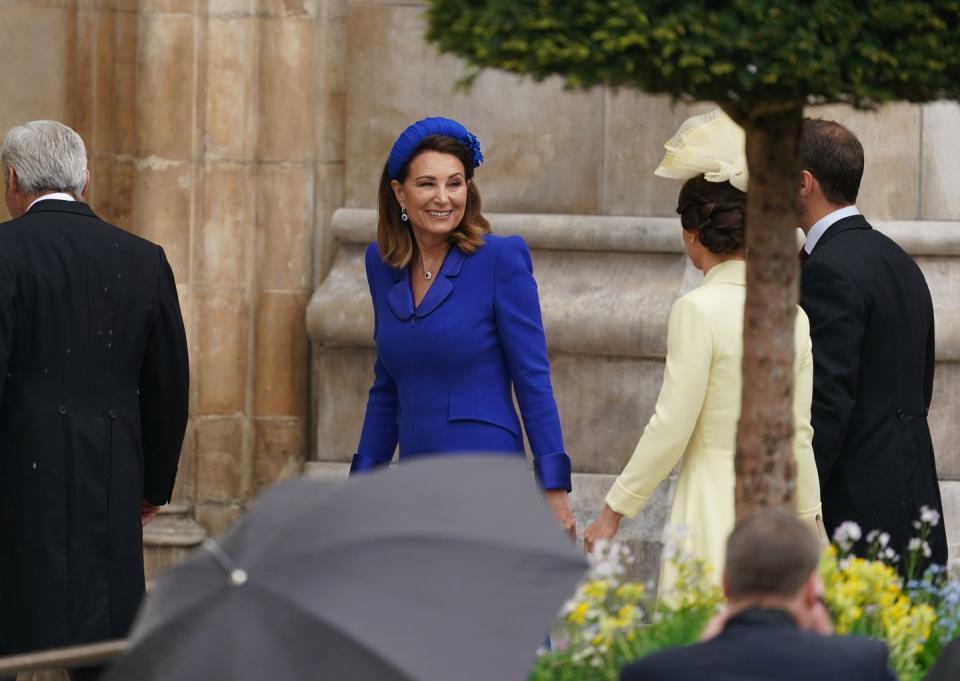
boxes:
[606,260,822,590]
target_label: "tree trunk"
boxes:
[734,105,804,520]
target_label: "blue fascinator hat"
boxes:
[386,116,484,180]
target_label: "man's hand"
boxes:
[805,590,835,635]
[544,490,576,542]
[140,500,161,527]
[583,504,622,554]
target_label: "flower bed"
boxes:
[531,512,959,681]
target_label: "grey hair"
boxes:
[1,120,87,197]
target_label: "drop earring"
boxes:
[401,208,409,222]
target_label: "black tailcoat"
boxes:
[800,214,946,566]
[0,200,189,652]
[620,608,896,681]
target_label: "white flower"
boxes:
[879,532,890,548]
[585,539,627,580]
[909,538,923,552]
[920,506,941,527]
[867,530,879,543]
[923,542,932,558]
[833,521,862,547]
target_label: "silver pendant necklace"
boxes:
[421,250,446,281]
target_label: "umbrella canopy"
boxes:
[105,454,586,681]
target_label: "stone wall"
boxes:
[0,0,349,565]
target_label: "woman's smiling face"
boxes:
[391,151,468,238]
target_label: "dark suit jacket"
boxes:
[800,214,946,567]
[0,200,189,652]
[352,234,571,490]
[620,608,896,681]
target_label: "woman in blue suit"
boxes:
[351,117,575,537]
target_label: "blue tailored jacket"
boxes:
[351,234,571,491]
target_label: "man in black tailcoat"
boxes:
[0,120,189,674]
[798,118,946,568]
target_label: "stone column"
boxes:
[310,0,347,455]
[127,0,208,569]
[246,0,318,499]
[188,0,259,536]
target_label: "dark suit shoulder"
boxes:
[620,630,893,681]
[813,217,918,272]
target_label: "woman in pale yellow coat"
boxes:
[583,111,822,591]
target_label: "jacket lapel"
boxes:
[387,266,414,321]
[386,246,466,321]
[414,247,465,318]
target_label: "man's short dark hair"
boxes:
[724,509,822,601]
[800,118,864,205]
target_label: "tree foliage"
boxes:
[426,1,960,115]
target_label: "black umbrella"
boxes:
[105,455,586,681]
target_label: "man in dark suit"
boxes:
[621,509,896,681]
[0,121,189,675]
[798,118,946,568]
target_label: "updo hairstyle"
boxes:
[677,176,746,255]
[377,135,490,269]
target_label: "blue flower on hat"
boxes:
[387,117,484,180]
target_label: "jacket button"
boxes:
[108,409,117,420]
[897,408,905,419]
[57,405,67,415]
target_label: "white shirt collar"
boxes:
[26,192,76,212]
[803,205,860,254]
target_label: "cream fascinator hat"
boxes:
[654,109,748,191]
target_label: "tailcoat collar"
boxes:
[811,213,871,253]
[25,200,97,219]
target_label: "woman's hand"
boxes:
[583,505,623,554]
[544,490,577,542]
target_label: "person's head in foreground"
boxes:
[1,120,89,218]
[720,507,829,631]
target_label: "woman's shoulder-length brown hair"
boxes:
[377,134,491,269]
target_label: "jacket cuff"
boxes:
[533,452,572,492]
[144,468,178,506]
[605,478,649,518]
[350,452,387,474]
